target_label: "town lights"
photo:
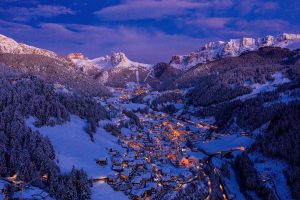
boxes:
[238,146,246,151]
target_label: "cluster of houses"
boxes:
[98,95,215,199]
[96,85,254,199]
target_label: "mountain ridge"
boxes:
[2,32,300,73]
[67,52,151,73]
[1,33,300,89]
[0,34,58,58]
[169,33,300,71]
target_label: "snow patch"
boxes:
[122,103,147,111]
[197,134,254,154]
[237,72,290,101]
[249,153,293,200]
[26,115,128,200]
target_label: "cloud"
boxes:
[94,0,210,20]
[0,0,299,63]
[0,4,75,21]
[234,19,300,36]
[186,17,233,29]
[32,5,75,17]
[0,20,206,63]
[209,0,234,10]
[237,0,279,15]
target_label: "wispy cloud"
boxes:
[94,0,210,20]
[186,17,233,29]
[235,19,300,35]
[0,4,75,21]
[237,0,279,15]
[0,0,299,63]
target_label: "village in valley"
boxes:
[0,83,282,200]
[94,84,251,199]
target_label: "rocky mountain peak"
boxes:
[110,52,129,65]
[0,34,58,58]
[67,53,88,60]
[170,33,300,71]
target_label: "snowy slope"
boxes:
[197,134,254,154]
[68,52,151,72]
[0,34,57,58]
[27,115,128,200]
[235,72,291,101]
[249,153,293,200]
[170,33,300,71]
[0,179,53,200]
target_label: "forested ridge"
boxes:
[0,72,108,199]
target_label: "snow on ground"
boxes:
[263,93,300,107]
[53,83,73,95]
[197,134,254,154]
[252,122,269,136]
[107,97,121,104]
[275,38,300,50]
[13,186,53,199]
[237,72,290,101]
[91,181,128,200]
[26,115,128,200]
[0,179,53,200]
[143,93,156,103]
[121,127,133,137]
[174,103,184,110]
[222,167,246,200]
[122,103,147,111]
[98,119,115,127]
[249,153,293,200]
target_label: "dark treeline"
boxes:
[254,103,300,198]
[151,91,182,106]
[0,54,111,97]
[0,74,109,199]
[234,153,278,199]
[172,47,296,90]
[172,48,299,108]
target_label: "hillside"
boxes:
[1,32,300,199]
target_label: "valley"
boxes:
[107,88,244,199]
[0,33,299,199]
[93,86,289,199]
[19,84,291,200]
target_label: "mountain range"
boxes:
[169,33,300,71]
[1,32,300,200]
[0,33,300,91]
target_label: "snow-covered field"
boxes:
[249,153,293,200]
[27,115,128,200]
[236,72,290,101]
[197,134,254,154]
[122,103,147,111]
[0,179,53,200]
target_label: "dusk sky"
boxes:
[0,0,300,63]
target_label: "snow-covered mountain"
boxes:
[0,33,153,87]
[67,52,151,72]
[170,33,300,71]
[0,34,58,58]
[67,52,154,87]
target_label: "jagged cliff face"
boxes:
[67,53,88,60]
[170,33,300,71]
[67,51,153,86]
[0,34,58,58]
[67,52,151,71]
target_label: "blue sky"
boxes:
[0,0,299,63]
